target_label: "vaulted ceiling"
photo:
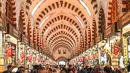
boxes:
[25,0,101,60]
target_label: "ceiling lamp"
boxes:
[79,0,91,16]
[32,0,46,15]
[39,15,50,28]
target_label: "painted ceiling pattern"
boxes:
[3,0,124,60]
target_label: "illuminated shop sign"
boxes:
[123,36,128,66]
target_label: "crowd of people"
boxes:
[2,62,130,73]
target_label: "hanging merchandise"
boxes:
[34,56,37,61]
[83,57,86,61]
[38,57,41,62]
[114,45,119,55]
[20,52,24,59]
[5,43,16,65]
[27,56,32,61]
[93,53,97,59]
[80,57,83,62]
[19,46,25,65]
[88,56,91,60]
[119,56,125,69]
[101,50,105,57]
[7,47,13,57]
[85,56,88,60]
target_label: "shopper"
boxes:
[38,67,46,73]
[72,65,76,73]
[68,69,73,73]
[3,65,12,73]
[16,66,25,73]
[104,65,112,73]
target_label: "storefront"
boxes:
[97,40,106,65]
[18,34,28,66]
[26,40,34,68]
[17,42,25,66]
[0,30,4,72]
[26,47,33,68]
[121,11,130,66]
[3,24,19,66]
[91,46,98,65]
[104,21,122,67]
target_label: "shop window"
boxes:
[5,43,16,65]
[58,50,61,54]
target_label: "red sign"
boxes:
[114,45,119,55]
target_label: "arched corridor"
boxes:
[0,0,130,73]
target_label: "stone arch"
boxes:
[56,57,68,62]
[18,8,26,34]
[6,0,16,25]
[98,6,106,40]
[92,19,97,44]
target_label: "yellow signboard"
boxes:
[123,36,128,66]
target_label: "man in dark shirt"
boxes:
[3,65,12,73]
